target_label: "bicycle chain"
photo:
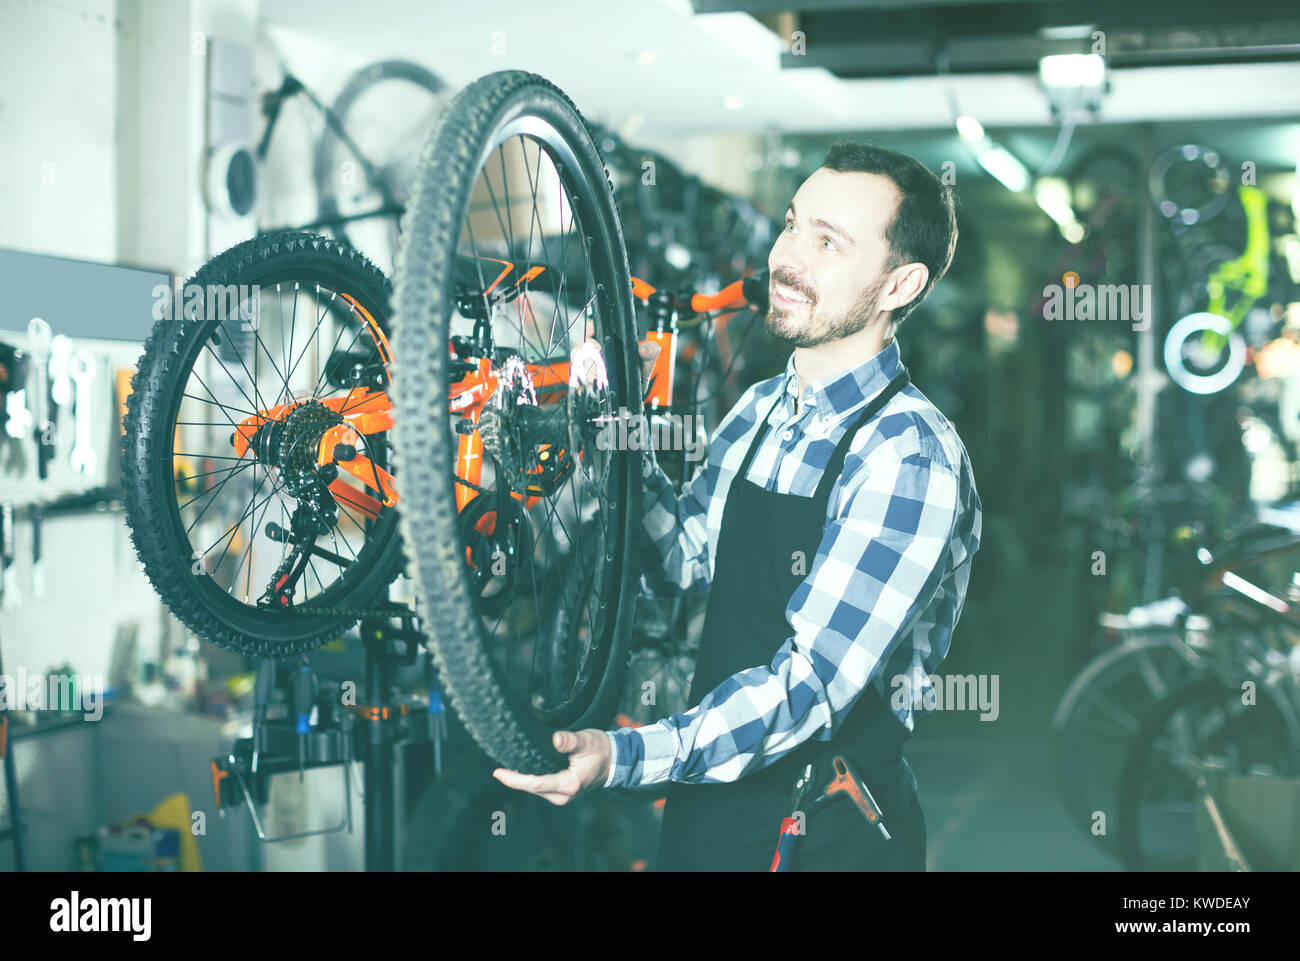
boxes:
[454,474,492,496]
[288,604,419,622]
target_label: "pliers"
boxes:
[768,755,891,872]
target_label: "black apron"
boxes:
[656,370,926,872]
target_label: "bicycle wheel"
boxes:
[123,230,404,657]
[1051,634,1202,852]
[1149,143,1231,230]
[313,60,448,276]
[1117,674,1300,871]
[392,70,642,774]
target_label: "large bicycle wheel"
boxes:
[392,71,642,775]
[123,230,404,657]
[1051,633,1202,853]
[1117,674,1300,871]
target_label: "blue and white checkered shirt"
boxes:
[603,336,982,789]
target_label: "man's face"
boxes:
[766,167,901,348]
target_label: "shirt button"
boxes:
[782,427,795,442]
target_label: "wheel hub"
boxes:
[255,401,344,494]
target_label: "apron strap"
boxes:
[812,370,910,502]
[733,384,789,487]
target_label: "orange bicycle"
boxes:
[122,70,768,774]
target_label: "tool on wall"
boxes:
[69,350,97,476]
[0,342,30,458]
[26,318,53,480]
[2,504,19,612]
[48,335,72,453]
[29,506,44,601]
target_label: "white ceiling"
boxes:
[261,0,1300,137]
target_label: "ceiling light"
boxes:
[723,94,744,110]
[955,115,985,143]
[1039,53,1107,117]
[1039,53,1105,89]
[977,144,1030,193]
[1034,177,1085,241]
[635,49,659,66]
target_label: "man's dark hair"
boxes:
[821,141,957,326]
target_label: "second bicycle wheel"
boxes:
[123,230,404,656]
[392,71,643,774]
[1117,675,1300,871]
[1051,633,1202,853]
[313,59,448,276]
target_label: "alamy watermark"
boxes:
[0,668,104,720]
[1042,272,1150,331]
[152,281,261,330]
[594,408,706,463]
[891,672,999,721]
[50,892,150,941]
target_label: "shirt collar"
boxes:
[782,338,904,420]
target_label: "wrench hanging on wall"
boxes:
[69,350,97,476]
[26,318,54,480]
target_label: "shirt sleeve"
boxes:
[634,444,713,599]
[634,382,762,599]
[605,436,961,789]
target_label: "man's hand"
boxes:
[492,729,612,805]
[575,338,660,396]
[637,340,660,391]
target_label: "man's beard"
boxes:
[765,269,888,348]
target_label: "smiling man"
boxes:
[494,142,982,872]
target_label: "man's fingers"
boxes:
[638,341,660,386]
[492,767,575,796]
[577,337,658,387]
[553,729,595,753]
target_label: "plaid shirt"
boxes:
[603,337,982,789]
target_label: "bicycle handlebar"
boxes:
[631,268,769,316]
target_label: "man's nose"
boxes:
[769,234,810,283]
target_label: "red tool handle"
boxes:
[769,817,802,872]
[825,756,891,838]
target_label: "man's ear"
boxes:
[881,262,929,314]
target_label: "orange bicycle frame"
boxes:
[227,270,759,521]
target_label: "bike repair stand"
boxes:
[357,607,426,872]
[212,604,435,872]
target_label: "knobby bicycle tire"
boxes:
[122,230,405,657]
[392,70,643,775]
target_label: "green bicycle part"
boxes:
[1199,185,1270,352]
